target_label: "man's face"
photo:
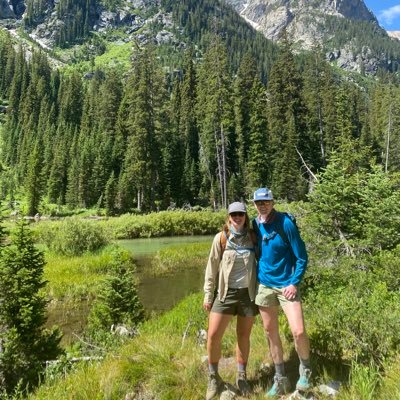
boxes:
[254,200,274,217]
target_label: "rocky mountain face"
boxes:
[223,0,394,74]
[388,31,400,41]
[1,0,399,75]
[0,0,179,50]
[224,0,378,43]
[0,0,25,19]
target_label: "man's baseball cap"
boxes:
[253,188,274,201]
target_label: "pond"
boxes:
[48,235,213,345]
[118,235,213,312]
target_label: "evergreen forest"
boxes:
[0,28,399,215]
[2,4,400,397]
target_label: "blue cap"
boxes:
[253,188,273,201]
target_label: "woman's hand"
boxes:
[282,284,297,300]
[203,302,212,312]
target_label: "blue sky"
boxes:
[364,1,400,31]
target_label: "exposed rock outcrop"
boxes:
[0,0,15,19]
[224,0,392,74]
[225,0,379,45]
[388,31,400,41]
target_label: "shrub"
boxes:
[308,155,400,255]
[304,263,400,364]
[86,248,144,346]
[0,222,62,395]
[100,210,226,239]
[38,218,109,256]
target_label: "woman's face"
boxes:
[254,200,274,217]
[229,212,246,231]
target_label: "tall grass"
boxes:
[346,362,380,400]
[151,242,210,275]
[97,210,226,239]
[30,290,400,400]
[29,292,298,400]
[44,245,120,301]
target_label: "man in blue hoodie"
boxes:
[252,188,311,397]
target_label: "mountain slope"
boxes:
[223,0,400,74]
[1,0,400,75]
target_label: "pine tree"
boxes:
[57,72,83,129]
[301,49,338,170]
[118,46,166,211]
[47,126,70,204]
[104,171,117,215]
[3,46,29,166]
[267,33,306,200]
[233,53,258,198]
[246,76,269,193]
[24,140,44,216]
[162,77,184,207]
[87,248,144,338]
[0,34,15,96]
[196,36,234,208]
[0,222,62,394]
[180,48,200,205]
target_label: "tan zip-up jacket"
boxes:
[203,231,257,305]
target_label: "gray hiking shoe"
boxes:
[236,371,251,396]
[206,372,224,400]
[296,368,312,391]
[266,374,290,397]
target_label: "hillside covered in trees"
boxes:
[0,25,399,215]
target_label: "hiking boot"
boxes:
[266,374,290,398]
[206,372,224,400]
[296,368,312,391]
[236,371,251,396]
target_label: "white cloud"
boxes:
[379,5,400,26]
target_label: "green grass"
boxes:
[30,293,279,400]
[151,242,210,275]
[44,246,116,301]
[31,290,400,399]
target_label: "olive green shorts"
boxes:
[255,284,301,307]
[211,288,258,317]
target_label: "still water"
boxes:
[118,235,213,312]
[48,235,213,345]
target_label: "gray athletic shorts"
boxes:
[211,288,258,317]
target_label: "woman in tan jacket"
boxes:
[203,202,257,399]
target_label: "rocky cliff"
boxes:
[224,0,394,74]
[225,0,378,43]
[0,0,170,49]
[1,0,399,75]
[388,31,400,41]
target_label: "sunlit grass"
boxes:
[44,247,115,300]
[30,287,400,400]
[29,292,305,400]
[151,242,210,275]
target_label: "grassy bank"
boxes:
[44,247,117,301]
[30,293,276,400]
[22,207,400,399]
[30,210,227,242]
[151,242,210,275]
[29,290,400,400]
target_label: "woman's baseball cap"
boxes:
[228,202,246,214]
